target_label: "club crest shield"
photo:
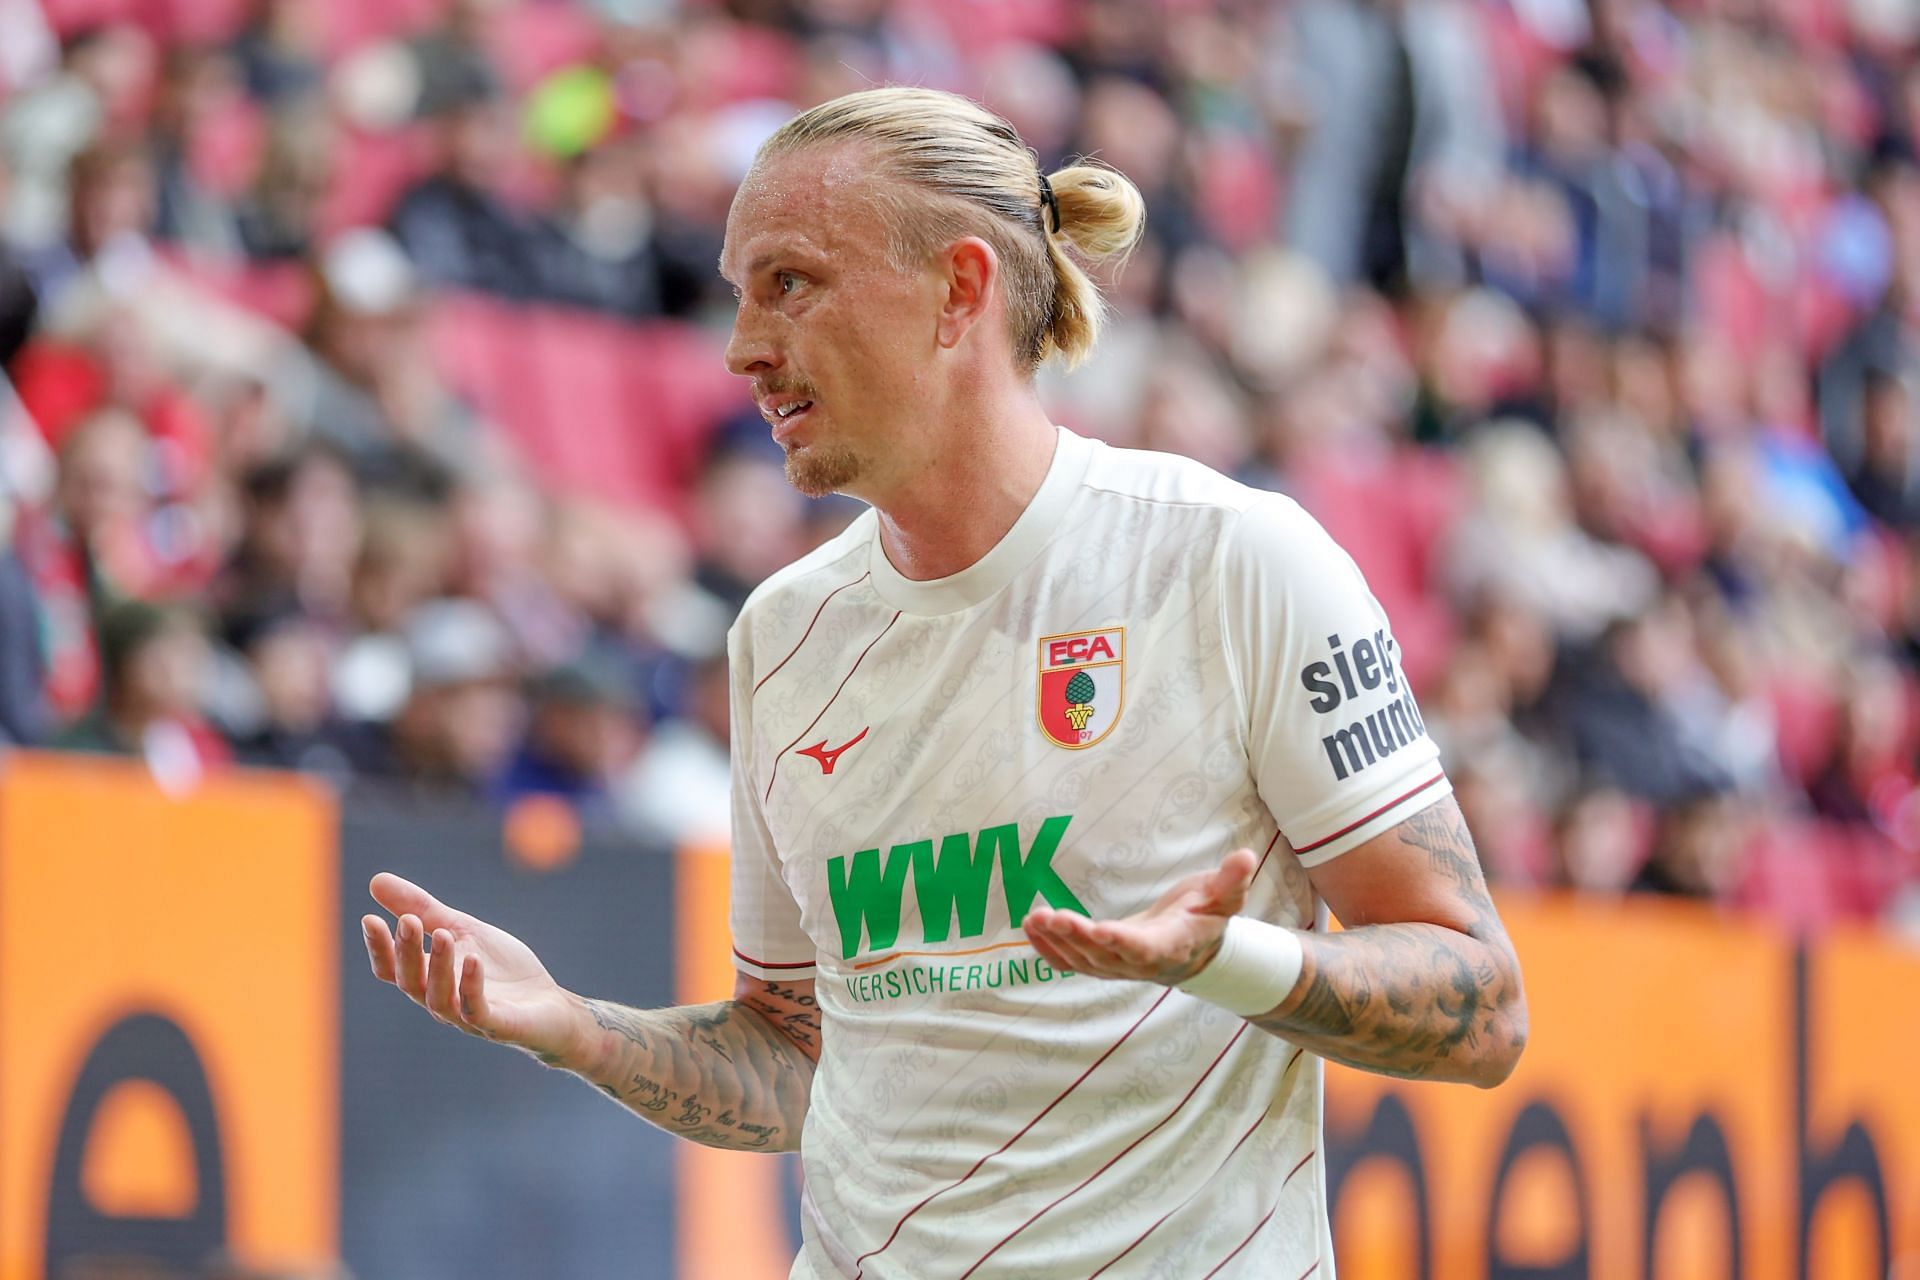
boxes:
[1037,626,1125,749]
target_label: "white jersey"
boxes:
[729,428,1449,1280]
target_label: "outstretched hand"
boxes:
[1023,848,1260,985]
[362,873,582,1061]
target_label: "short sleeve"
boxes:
[1221,496,1452,867]
[727,624,818,980]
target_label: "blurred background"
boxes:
[0,0,1917,1276]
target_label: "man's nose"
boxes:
[725,310,781,378]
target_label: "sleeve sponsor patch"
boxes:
[1296,629,1430,782]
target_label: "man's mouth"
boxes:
[767,398,816,440]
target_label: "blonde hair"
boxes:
[756,87,1146,372]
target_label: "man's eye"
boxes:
[777,272,800,295]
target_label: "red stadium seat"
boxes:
[1733,820,1842,933]
[1768,674,1841,787]
[316,127,435,241]
[1825,823,1911,920]
[322,0,450,57]
[903,0,1076,56]
[33,0,139,38]
[158,0,251,42]
[483,4,605,95]
[427,296,735,518]
[153,246,316,331]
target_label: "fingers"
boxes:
[394,914,430,1002]
[367,906,486,1036]
[1025,909,1131,979]
[1025,923,1087,976]
[1199,848,1259,916]
[363,915,397,983]
[426,928,470,1029]
[459,952,489,1027]
[1086,919,1157,967]
[369,873,460,932]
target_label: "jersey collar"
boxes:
[867,426,1091,616]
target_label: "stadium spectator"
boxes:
[1631,794,1750,901]
[217,443,360,632]
[362,597,521,798]
[1,25,156,253]
[19,138,157,318]
[0,239,46,746]
[223,600,371,780]
[230,0,328,108]
[387,88,540,303]
[620,646,729,843]
[688,443,808,615]
[0,538,46,745]
[57,597,229,786]
[1550,786,1653,896]
[11,409,157,720]
[279,228,492,487]
[1548,598,1737,806]
[494,652,642,818]
[332,500,454,724]
[1809,656,1917,833]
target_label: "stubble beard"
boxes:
[783,441,864,499]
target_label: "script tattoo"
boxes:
[550,985,819,1152]
[1253,798,1526,1084]
[740,981,821,1052]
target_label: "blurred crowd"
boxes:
[2,0,1919,933]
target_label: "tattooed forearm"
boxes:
[1256,924,1516,1084]
[1254,800,1527,1087]
[543,984,820,1152]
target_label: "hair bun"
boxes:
[1039,162,1147,368]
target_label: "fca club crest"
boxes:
[1037,626,1125,749]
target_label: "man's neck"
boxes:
[870,394,1059,583]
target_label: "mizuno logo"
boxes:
[798,728,869,775]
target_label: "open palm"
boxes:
[363,872,582,1060]
[1023,847,1258,985]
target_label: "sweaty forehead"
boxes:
[720,145,893,282]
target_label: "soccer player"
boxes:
[363,87,1527,1278]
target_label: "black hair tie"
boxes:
[1037,172,1062,235]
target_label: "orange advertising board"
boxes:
[0,755,338,1280]
[1326,898,1920,1279]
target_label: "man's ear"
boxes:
[935,236,998,351]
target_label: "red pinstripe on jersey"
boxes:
[1251,827,1284,876]
[751,571,870,696]
[850,988,1175,1278]
[1291,771,1446,856]
[1200,1201,1284,1280]
[1085,1047,1305,1279]
[730,948,814,971]
[960,1023,1253,1277]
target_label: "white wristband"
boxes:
[1175,917,1305,1017]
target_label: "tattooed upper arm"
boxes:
[1306,795,1510,947]
[1259,794,1528,1086]
[736,974,823,1063]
